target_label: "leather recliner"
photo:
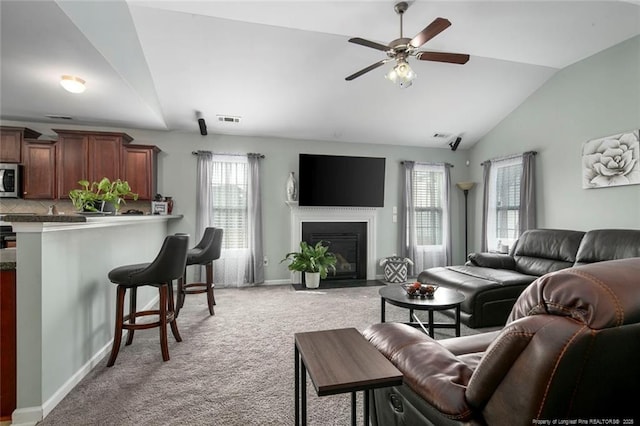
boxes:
[364,257,640,425]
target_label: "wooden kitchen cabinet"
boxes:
[0,268,16,421]
[0,126,41,163]
[122,144,160,201]
[54,129,133,199]
[22,139,57,199]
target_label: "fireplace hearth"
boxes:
[302,222,367,281]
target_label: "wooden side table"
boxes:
[294,328,402,426]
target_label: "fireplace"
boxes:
[289,206,378,281]
[302,222,367,281]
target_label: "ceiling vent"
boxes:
[45,114,73,120]
[433,132,452,139]
[216,115,241,123]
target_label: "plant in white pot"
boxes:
[69,177,138,213]
[281,241,337,288]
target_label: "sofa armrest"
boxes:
[467,252,516,270]
[440,330,501,356]
[364,323,474,420]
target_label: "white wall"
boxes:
[134,133,475,278]
[468,35,640,252]
[0,120,473,280]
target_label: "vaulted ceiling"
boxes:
[1,1,639,149]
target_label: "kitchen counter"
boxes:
[5,213,184,424]
[8,214,182,233]
[1,214,86,223]
[0,248,16,270]
[3,213,182,223]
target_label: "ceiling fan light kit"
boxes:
[346,1,469,87]
[385,59,416,88]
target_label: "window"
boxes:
[413,164,444,246]
[487,156,523,251]
[211,155,248,250]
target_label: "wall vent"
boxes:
[216,115,241,123]
[45,114,73,120]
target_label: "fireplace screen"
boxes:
[302,222,367,281]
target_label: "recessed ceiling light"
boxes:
[60,75,86,94]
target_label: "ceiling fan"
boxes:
[346,1,470,88]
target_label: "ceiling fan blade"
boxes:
[409,17,451,48]
[417,51,470,64]
[348,37,389,52]
[345,60,389,81]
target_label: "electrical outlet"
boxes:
[263,256,269,266]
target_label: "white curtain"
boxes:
[443,164,452,265]
[482,151,536,252]
[194,151,213,282]
[195,153,264,287]
[401,162,451,275]
[480,161,491,252]
[247,154,264,284]
[519,152,537,234]
[400,161,416,275]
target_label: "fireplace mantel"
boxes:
[288,204,378,280]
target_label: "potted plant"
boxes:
[281,241,337,288]
[69,177,138,213]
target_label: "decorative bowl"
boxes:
[402,283,438,298]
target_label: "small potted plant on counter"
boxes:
[69,177,138,214]
[281,241,337,288]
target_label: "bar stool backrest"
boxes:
[136,235,189,284]
[189,227,223,265]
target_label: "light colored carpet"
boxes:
[38,284,483,426]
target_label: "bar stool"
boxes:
[176,227,223,317]
[106,234,189,367]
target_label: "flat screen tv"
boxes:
[298,154,386,207]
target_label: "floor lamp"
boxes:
[456,182,476,257]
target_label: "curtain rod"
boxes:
[401,161,454,168]
[192,151,265,158]
[480,150,537,166]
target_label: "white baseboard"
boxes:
[263,279,291,285]
[10,407,41,426]
[40,340,113,418]
[12,295,160,425]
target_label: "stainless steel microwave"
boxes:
[0,163,21,198]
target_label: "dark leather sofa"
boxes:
[364,257,640,425]
[417,228,640,328]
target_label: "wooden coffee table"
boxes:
[294,328,402,426]
[379,285,465,337]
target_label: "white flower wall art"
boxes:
[582,129,640,189]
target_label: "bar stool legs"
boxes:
[175,227,223,318]
[126,287,137,345]
[176,262,216,317]
[159,285,169,362]
[107,286,127,367]
[107,282,182,367]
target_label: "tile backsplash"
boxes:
[0,199,152,215]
